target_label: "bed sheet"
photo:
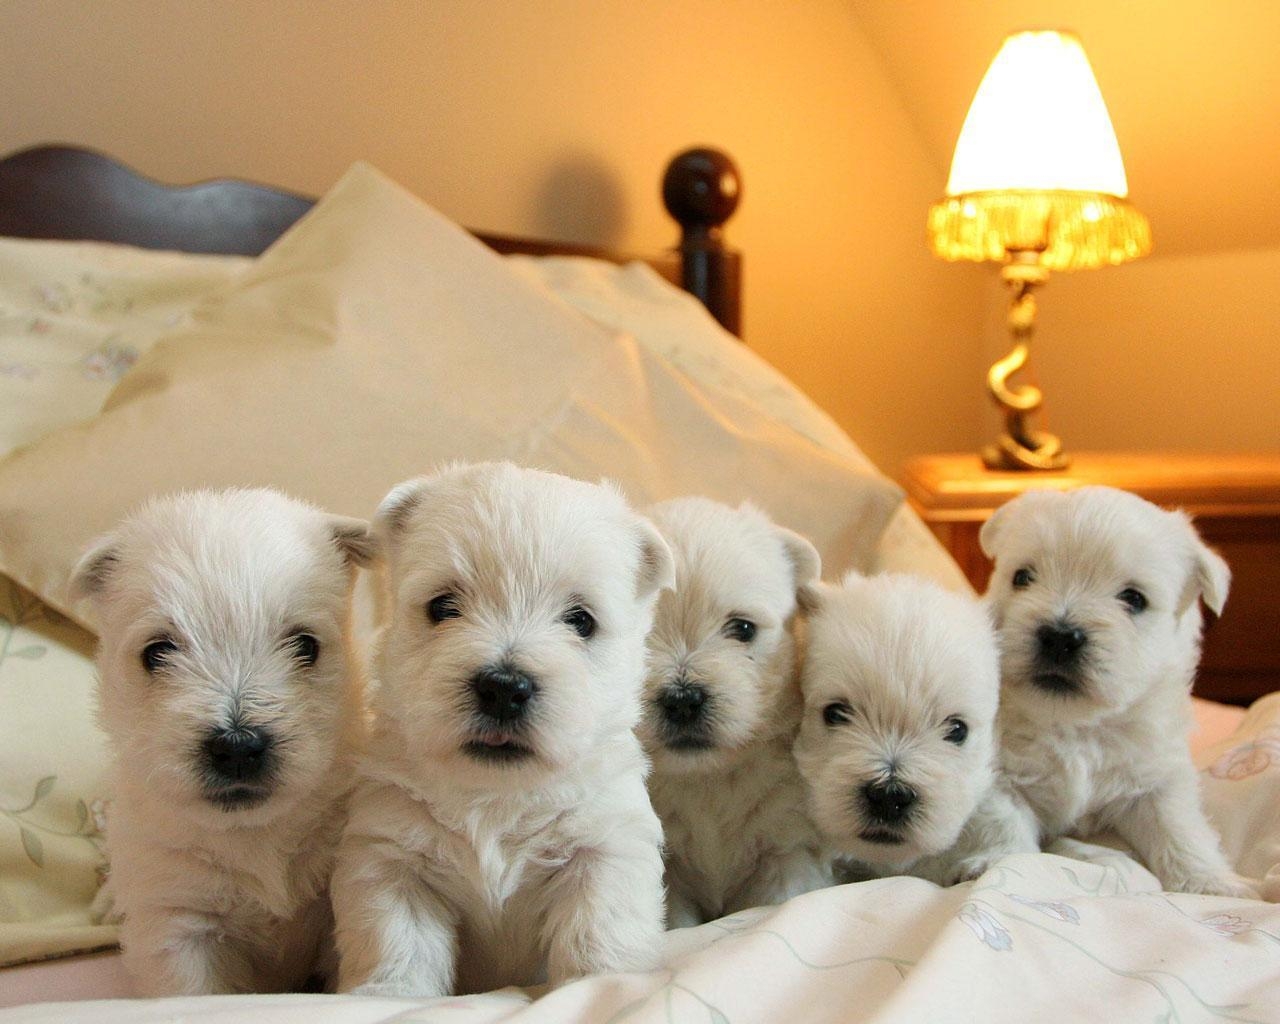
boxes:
[8,844,1280,1022]
[1,694,1263,1016]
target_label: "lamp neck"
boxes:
[1001,251,1048,340]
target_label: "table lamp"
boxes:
[928,30,1152,470]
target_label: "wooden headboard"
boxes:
[0,144,743,336]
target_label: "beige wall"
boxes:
[0,0,987,474]
[980,247,1280,454]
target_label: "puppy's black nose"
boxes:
[861,779,917,825]
[471,665,537,723]
[659,681,708,726]
[204,728,272,783]
[1037,623,1087,664]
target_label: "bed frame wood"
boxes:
[0,144,742,335]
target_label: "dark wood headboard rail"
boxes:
[0,144,743,336]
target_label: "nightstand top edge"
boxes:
[901,451,1280,517]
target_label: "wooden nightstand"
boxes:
[900,452,1280,706]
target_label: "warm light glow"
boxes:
[946,30,1129,196]
[929,29,1151,270]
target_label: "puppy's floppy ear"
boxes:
[372,477,431,549]
[796,579,837,615]
[1175,517,1231,616]
[775,525,821,592]
[633,515,675,600]
[327,516,379,567]
[70,533,123,602]
[1195,545,1231,616]
[979,489,1059,559]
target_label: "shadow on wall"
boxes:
[533,153,628,249]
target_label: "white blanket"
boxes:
[9,694,1280,1023]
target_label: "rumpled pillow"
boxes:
[506,255,971,593]
[505,256,871,466]
[0,161,902,630]
[0,238,249,459]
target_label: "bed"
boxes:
[0,146,1277,1022]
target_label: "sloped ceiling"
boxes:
[852,0,1280,257]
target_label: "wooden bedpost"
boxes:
[662,147,742,338]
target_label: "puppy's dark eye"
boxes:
[427,593,461,624]
[723,617,757,643]
[1012,567,1034,589]
[822,702,853,726]
[944,717,968,745]
[1118,588,1148,614]
[141,637,177,674]
[563,605,596,640]
[286,631,320,667]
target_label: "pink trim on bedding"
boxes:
[0,951,131,1007]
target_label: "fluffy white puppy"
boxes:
[794,572,1036,885]
[332,462,673,997]
[982,485,1252,897]
[640,498,831,926]
[73,488,374,995]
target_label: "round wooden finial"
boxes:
[662,147,741,236]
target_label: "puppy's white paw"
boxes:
[1261,864,1280,903]
[349,980,445,999]
[832,856,882,885]
[947,854,999,886]
[1171,873,1260,900]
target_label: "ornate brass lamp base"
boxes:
[982,256,1069,472]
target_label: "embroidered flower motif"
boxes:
[958,904,1013,951]
[0,362,39,380]
[35,283,72,313]
[1201,913,1251,936]
[1207,733,1280,781]
[1008,894,1081,924]
[80,343,138,381]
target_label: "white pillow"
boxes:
[0,238,249,458]
[0,162,903,632]
[506,255,971,593]
[506,256,876,468]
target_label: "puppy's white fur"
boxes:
[794,572,1036,884]
[332,462,672,997]
[74,488,373,995]
[983,485,1252,897]
[640,498,831,926]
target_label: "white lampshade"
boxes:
[946,30,1129,197]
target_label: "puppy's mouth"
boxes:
[858,827,907,846]
[1032,670,1084,696]
[204,785,272,812]
[663,733,716,753]
[462,731,535,765]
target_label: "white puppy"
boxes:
[640,498,831,926]
[982,485,1251,897]
[794,572,1036,885]
[332,462,673,997]
[73,488,374,995]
